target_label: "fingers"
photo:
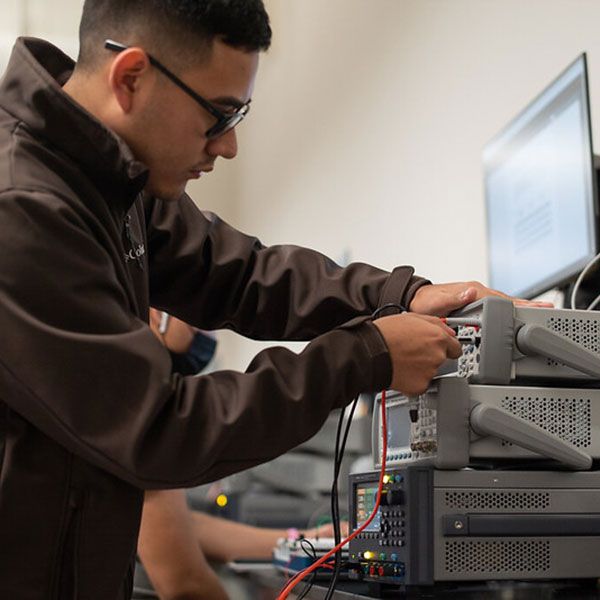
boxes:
[467,284,555,309]
[458,286,478,305]
[446,335,463,359]
[513,299,554,308]
[440,320,458,337]
[374,313,465,395]
[412,313,457,337]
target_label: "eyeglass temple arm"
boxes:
[104,39,127,53]
[105,39,187,88]
[104,39,221,119]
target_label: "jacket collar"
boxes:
[0,37,148,209]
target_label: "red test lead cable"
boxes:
[276,390,389,600]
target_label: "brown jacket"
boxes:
[0,38,428,599]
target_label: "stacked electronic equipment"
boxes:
[347,296,600,595]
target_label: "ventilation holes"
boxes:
[444,491,550,511]
[546,317,600,366]
[445,540,550,574]
[501,396,592,448]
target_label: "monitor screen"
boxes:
[484,54,597,299]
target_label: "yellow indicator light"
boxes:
[363,551,375,560]
[216,494,228,508]
[383,474,391,484]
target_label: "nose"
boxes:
[206,127,238,160]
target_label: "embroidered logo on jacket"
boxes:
[123,213,145,270]
[124,244,146,263]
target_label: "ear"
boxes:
[107,48,152,113]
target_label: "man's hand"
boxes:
[409,281,554,317]
[373,313,462,395]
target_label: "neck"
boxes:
[62,69,106,123]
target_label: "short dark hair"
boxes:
[77,0,271,71]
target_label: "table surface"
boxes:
[229,563,600,599]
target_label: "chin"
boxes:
[146,180,187,202]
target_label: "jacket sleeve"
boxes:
[146,194,429,339]
[0,191,392,488]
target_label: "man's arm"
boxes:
[146,195,429,340]
[146,196,531,340]
[138,490,229,600]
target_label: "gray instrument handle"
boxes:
[470,403,592,470]
[516,323,600,378]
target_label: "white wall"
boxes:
[238,0,600,274]
[218,0,600,370]
[0,1,25,71]
[3,0,600,370]
[0,0,81,69]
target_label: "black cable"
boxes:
[332,408,346,549]
[300,537,317,557]
[321,404,346,600]
[323,305,398,599]
[296,538,318,600]
[324,395,359,600]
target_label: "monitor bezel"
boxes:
[483,53,598,300]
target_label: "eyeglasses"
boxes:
[104,39,251,139]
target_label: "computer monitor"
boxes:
[484,54,598,299]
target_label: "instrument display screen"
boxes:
[356,485,381,532]
[386,403,411,449]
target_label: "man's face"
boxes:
[124,40,259,200]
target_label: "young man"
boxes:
[0,1,523,598]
